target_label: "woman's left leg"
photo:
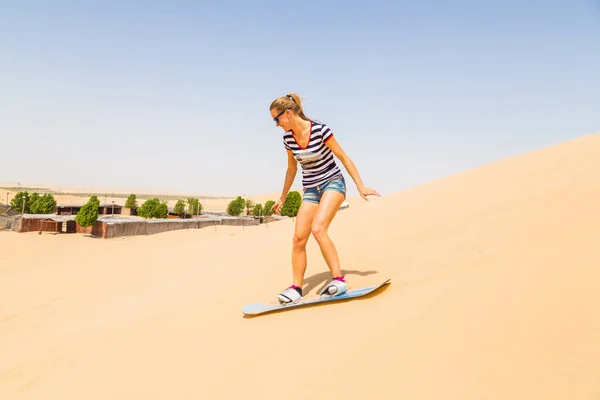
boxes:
[311,188,346,279]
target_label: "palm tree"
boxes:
[245,199,255,215]
[187,197,200,216]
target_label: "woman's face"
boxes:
[271,108,291,131]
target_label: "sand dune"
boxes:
[1,132,600,399]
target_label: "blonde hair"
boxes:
[270,93,310,121]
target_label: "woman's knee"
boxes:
[293,232,309,249]
[310,223,327,242]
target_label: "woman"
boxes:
[270,93,380,305]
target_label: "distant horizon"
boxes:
[0,181,250,198]
[2,129,600,199]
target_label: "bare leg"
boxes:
[311,190,346,278]
[292,200,319,288]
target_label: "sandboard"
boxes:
[242,278,391,316]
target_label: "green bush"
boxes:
[226,196,245,216]
[252,203,263,217]
[10,191,30,213]
[29,193,40,210]
[281,191,302,217]
[263,200,275,216]
[173,200,186,216]
[187,198,202,215]
[137,198,168,218]
[30,194,57,214]
[76,196,100,227]
[125,194,138,208]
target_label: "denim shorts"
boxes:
[302,174,346,204]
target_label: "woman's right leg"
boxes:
[291,199,319,288]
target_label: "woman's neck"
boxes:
[289,116,311,136]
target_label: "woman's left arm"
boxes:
[325,136,380,200]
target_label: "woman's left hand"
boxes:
[358,185,381,200]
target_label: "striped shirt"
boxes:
[283,120,342,188]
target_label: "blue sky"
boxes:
[2,0,599,198]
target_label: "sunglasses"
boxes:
[273,109,287,124]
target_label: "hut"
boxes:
[18,214,77,233]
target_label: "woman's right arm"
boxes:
[273,150,297,214]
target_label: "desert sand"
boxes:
[1,132,600,399]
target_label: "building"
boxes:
[55,203,123,216]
